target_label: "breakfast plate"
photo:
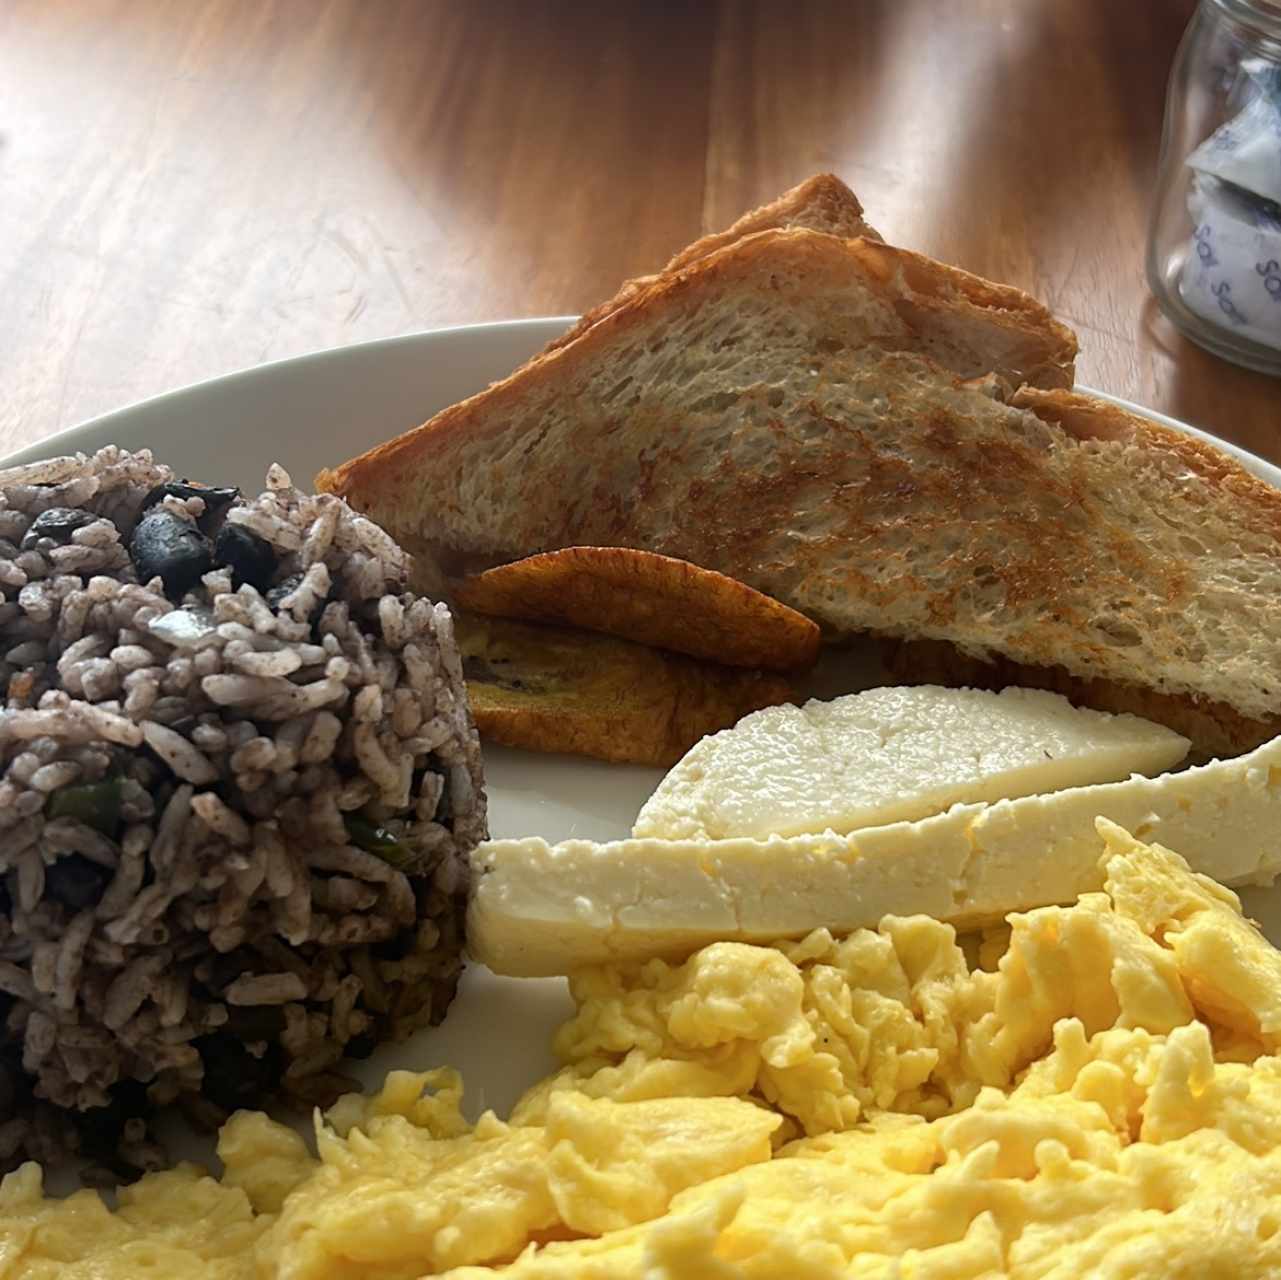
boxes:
[6,317,1281,1162]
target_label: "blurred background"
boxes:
[1,0,1273,459]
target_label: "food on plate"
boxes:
[315,220,1077,600]
[12,825,1281,1276]
[457,612,793,766]
[875,389,1281,759]
[0,447,484,1175]
[468,733,1281,975]
[317,211,1281,760]
[539,171,881,357]
[453,546,820,671]
[879,630,1281,764]
[633,685,1190,840]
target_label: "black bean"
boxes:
[129,510,213,599]
[141,482,240,533]
[195,1033,284,1112]
[20,507,98,550]
[45,855,112,911]
[213,523,277,592]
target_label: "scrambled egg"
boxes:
[6,818,1281,1277]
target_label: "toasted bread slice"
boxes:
[319,222,1281,755]
[456,614,795,766]
[319,227,1078,579]
[452,547,820,671]
[876,381,1281,758]
[543,173,880,355]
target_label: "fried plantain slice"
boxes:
[452,546,820,671]
[455,612,796,766]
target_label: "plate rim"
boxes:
[0,316,580,471]
[3,318,1279,491]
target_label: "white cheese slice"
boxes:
[632,686,1190,841]
[469,735,1281,976]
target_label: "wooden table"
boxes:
[1,0,1275,463]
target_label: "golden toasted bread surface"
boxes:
[318,226,1076,510]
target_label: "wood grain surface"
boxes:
[0,0,1275,462]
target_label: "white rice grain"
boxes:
[190,791,251,845]
[141,722,219,785]
[231,648,302,678]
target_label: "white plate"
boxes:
[5,320,1281,1168]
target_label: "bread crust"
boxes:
[1012,387,1281,543]
[542,173,879,356]
[317,228,1077,502]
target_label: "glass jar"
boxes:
[1147,0,1281,376]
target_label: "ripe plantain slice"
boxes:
[451,546,820,672]
[455,613,796,766]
